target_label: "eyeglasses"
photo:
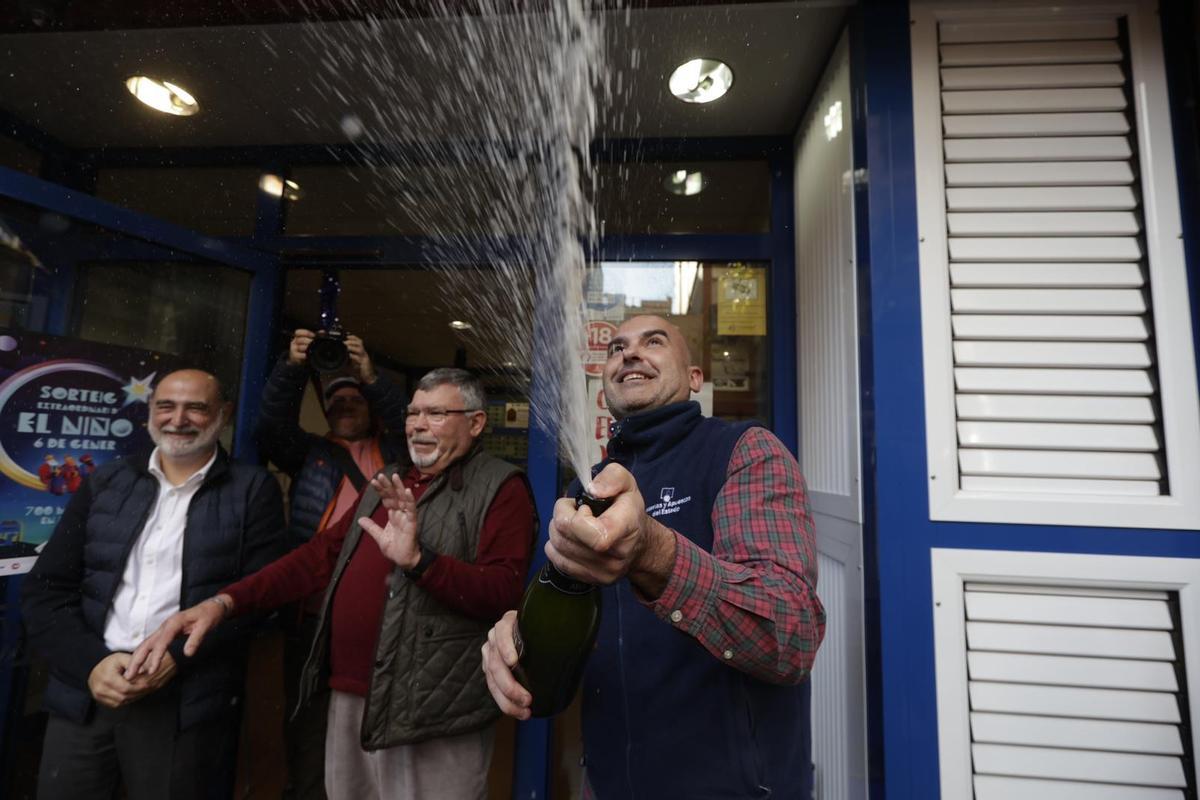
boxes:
[403,407,480,425]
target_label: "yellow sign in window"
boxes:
[717,265,767,336]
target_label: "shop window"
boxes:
[595,160,771,235]
[71,261,252,409]
[95,168,260,237]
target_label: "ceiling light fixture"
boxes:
[125,76,199,116]
[258,174,303,201]
[663,169,706,196]
[449,320,473,331]
[668,58,733,104]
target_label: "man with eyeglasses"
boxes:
[127,368,537,800]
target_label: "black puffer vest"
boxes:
[34,449,285,729]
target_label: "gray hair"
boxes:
[415,368,486,410]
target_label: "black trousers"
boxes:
[37,685,239,800]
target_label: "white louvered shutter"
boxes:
[912,2,1200,528]
[964,582,1194,799]
[942,18,1162,494]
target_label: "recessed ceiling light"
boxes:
[258,174,303,201]
[668,58,733,104]
[449,320,473,331]
[663,169,706,196]
[125,76,199,116]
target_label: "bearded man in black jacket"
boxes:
[21,368,285,800]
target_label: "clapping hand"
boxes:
[359,473,420,570]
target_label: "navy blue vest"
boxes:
[579,402,813,799]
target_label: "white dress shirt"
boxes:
[103,447,218,653]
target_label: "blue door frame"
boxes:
[0,130,798,796]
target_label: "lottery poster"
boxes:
[0,330,178,575]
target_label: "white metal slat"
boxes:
[941,64,1124,91]
[940,39,1123,66]
[942,87,1126,114]
[939,19,1118,44]
[965,590,1173,628]
[961,475,1161,495]
[952,315,1148,340]
[969,682,1182,723]
[975,775,1185,800]
[957,421,1158,451]
[954,368,1154,395]
[955,394,1155,423]
[947,186,1137,211]
[953,341,1150,368]
[964,583,1169,601]
[959,449,1161,480]
[967,621,1177,660]
[944,111,1130,138]
[947,211,1139,236]
[950,264,1143,287]
[972,743,1187,787]
[968,652,1178,691]
[944,136,1132,162]
[972,712,1182,754]
[951,288,1145,314]
[945,161,1134,186]
[949,237,1143,261]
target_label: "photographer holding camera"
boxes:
[258,328,410,800]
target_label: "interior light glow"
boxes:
[125,76,199,116]
[663,170,706,196]
[668,58,733,104]
[823,101,843,141]
[258,174,303,201]
[449,320,473,331]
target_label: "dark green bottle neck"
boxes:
[539,562,596,596]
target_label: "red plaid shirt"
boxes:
[645,425,826,684]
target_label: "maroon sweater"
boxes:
[223,466,535,696]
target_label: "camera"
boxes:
[307,325,349,373]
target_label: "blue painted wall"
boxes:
[857,3,1200,798]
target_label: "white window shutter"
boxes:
[911,2,1200,529]
[932,550,1200,800]
[966,583,1191,798]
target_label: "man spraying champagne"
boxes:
[482,315,826,799]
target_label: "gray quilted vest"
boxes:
[297,445,528,748]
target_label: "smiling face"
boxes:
[601,315,703,420]
[148,370,227,463]
[405,383,487,476]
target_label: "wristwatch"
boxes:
[403,544,437,580]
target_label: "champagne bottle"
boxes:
[512,490,609,717]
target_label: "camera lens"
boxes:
[308,333,348,372]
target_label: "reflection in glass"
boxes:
[72,262,251,402]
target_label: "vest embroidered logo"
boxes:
[646,487,692,519]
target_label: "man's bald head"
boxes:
[601,315,703,420]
